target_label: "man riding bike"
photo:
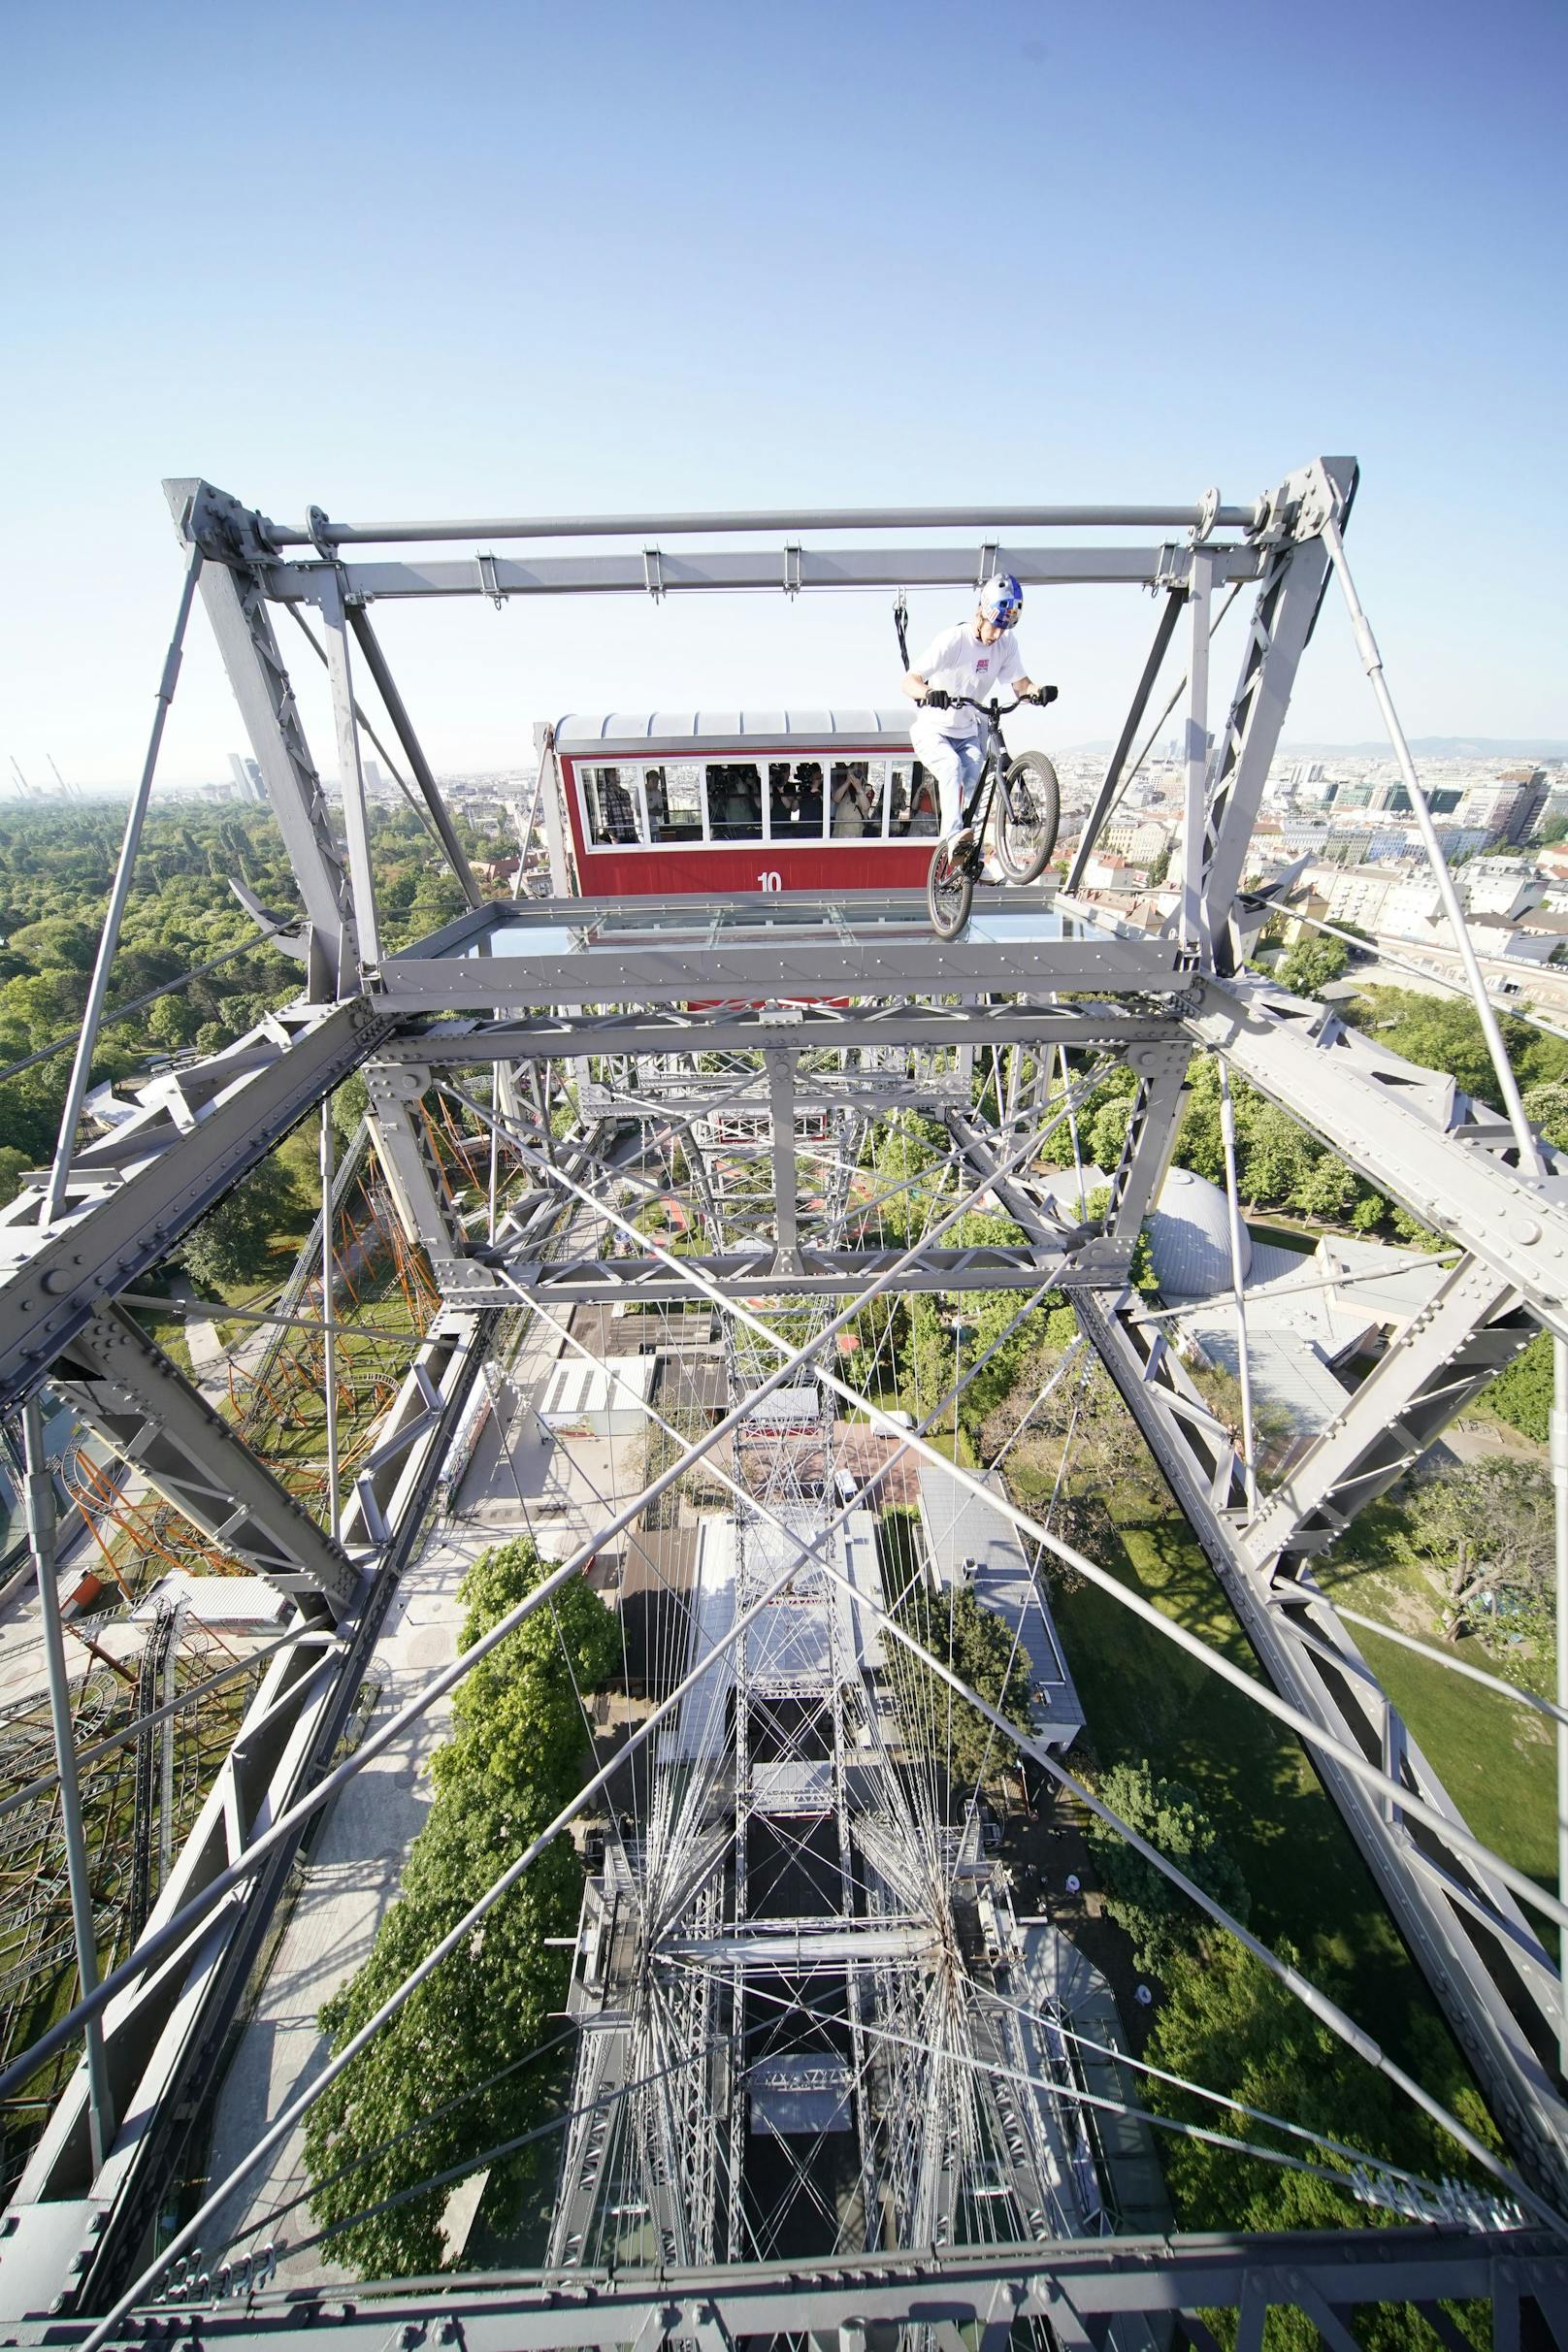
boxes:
[901,574,1058,856]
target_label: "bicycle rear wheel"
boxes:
[994,752,1061,883]
[928,839,974,939]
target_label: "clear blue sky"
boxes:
[3,0,1563,786]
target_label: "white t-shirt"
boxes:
[912,621,1024,738]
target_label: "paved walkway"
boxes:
[198,1332,649,2288]
[198,1511,489,2287]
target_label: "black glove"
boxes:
[923,687,950,710]
[1032,684,1060,707]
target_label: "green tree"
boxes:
[1395,1455,1554,1647]
[1276,934,1349,996]
[1523,1080,1568,1152]
[147,992,201,1049]
[1147,1934,1500,2314]
[1486,1328,1552,1443]
[0,1146,31,1207]
[179,1156,300,1287]
[304,1539,618,2276]
[7,917,99,970]
[1085,1761,1250,1974]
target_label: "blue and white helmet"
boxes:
[978,572,1023,627]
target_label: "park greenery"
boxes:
[0,799,483,1208]
[877,1509,1032,1791]
[1084,1762,1250,1975]
[303,1537,619,2276]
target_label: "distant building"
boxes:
[1080,850,1148,892]
[1100,815,1172,865]
[1456,775,1549,844]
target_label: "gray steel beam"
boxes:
[344,604,482,908]
[379,904,1185,1011]
[52,1306,360,1624]
[363,1062,502,1295]
[1065,584,1187,894]
[235,494,1273,547]
[165,481,352,982]
[279,543,1269,604]
[1198,513,1338,964]
[0,998,391,1421]
[1189,975,1568,1343]
[764,1053,800,1274]
[488,1243,1078,1307]
[1085,1042,1192,1271]
[315,572,381,970]
[942,1110,1080,1254]
[1075,1289,1568,2207]
[384,1003,1185,1062]
[1242,1255,1534,1576]
[16,1310,502,2315]
[12,2229,1557,2347]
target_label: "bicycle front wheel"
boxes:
[994,752,1061,883]
[928,839,974,939]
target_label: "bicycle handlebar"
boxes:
[922,688,1057,715]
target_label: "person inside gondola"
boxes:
[796,762,825,834]
[832,763,874,836]
[768,764,798,832]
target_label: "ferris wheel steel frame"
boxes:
[0,462,1566,2342]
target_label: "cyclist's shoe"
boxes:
[946,824,978,860]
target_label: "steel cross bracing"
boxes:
[49,1305,360,1624]
[10,2232,1564,2351]
[4,1309,504,2312]
[8,457,1568,2339]
[1072,1285,1568,2208]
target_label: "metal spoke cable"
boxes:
[1268,900,1568,1054]
[1075,579,1246,867]
[951,1356,1094,1875]
[981,1979,1447,2192]
[689,1963,1515,2233]
[488,1115,1568,1940]
[0,1623,327,1824]
[221,2030,735,2280]
[513,1252,1528,2225]
[278,603,444,851]
[220,2023,578,2253]
[82,1406,931,2347]
[469,1136,1564,2230]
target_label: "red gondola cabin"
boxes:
[539,711,942,898]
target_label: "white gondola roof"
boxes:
[553,709,914,756]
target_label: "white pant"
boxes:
[910,719,986,836]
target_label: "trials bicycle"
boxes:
[922,693,1061,938]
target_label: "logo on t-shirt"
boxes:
[977,658,990,671]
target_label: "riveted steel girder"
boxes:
[0,998,392,1421]
[1242,1256,1535,1576]
[1076,1290,1568,2208]
[1189,976,1568,1342]
[12,2227,1558,2350]
[384,1004,1186,1063]
[52,1307,360,1623]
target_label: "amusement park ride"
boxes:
[0,460,1565,2346]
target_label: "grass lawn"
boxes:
[1048,1504,1499,2067]
[1313,1500,1555,1897]
[1243,1218,1318,1256]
